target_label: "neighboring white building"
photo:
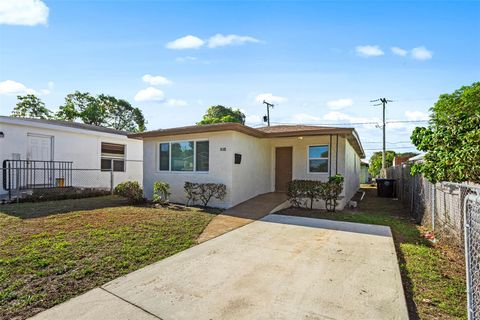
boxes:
[0,116,143,197]
[131,123,365,210]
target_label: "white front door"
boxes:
[27,134,53,161]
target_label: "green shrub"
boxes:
[287,175,344,211]
[287,180,322,209]
[114,181,144,204]
[321,174,344,212]
[184,182,227,207]
[152,181,170,205]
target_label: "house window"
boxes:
[159,143,170,171]
[101,142,125,172]
[196,141,209,171]
[308,145,329,173]
[159,140,209,172]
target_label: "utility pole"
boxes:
[371,97,393,176]
[262,100,274,126]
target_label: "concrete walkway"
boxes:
[30,215,408,320]
[197,192,289,243]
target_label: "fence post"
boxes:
[432,183,436,232]
[16,166,20,203]
[110,169,114,195]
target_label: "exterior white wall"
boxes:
[343,139,361,203]
[0,120,143,195]
[230,132,271,206]
[142,131,235,208]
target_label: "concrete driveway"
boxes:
[31,215,408,320]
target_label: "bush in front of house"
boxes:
[321,174,344,212]
[287,180,322,210]
[114,181,144,204]
[152,181,170,205]
[287,174,344,212]
[184,182,227,207]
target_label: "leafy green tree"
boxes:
[411,82,480,183]
[11,94,52,119]
[197,105,246,125]
[56,91,146,132]
[368,151,396,177]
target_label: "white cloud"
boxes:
[134,87,165,102]
[255,93,287,104]
[166,35,205,50]
[0,80,35,95]
[391,47,408,56]
[142,74,172,86]
[175,56,198,63]
[39,81,54,95]
[207,34,261,48]
[405,110,429,121]
[326,98,353,110]
[164,99,187,107]
[0,0,48,26]
[355,45,384,57]
[411,46,433,60]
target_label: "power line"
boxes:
[362,141,412,144]
[363,146,418,150]
[267,120,427,126]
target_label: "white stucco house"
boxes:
[0,116,143,198]
[130,123,365,209]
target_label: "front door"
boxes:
[275,147,292,192]
[27,134,53,161]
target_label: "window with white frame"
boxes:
[308,145,329,173]
[101,142,125,172]
[159,141,209,172]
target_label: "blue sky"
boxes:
[1,0,479,158]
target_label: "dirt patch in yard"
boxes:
[0,197,215,320]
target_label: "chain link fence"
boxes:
[386,164,480,247]
[386,163,480,320]
[0,160,135,203]
[465,192,480,319]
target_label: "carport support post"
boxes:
[110,169,114,195]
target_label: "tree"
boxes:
[368,151,396,177]
[56,91,146,132]
[411,82,480,183]
[11,94,51,119]
[197,105,246,125]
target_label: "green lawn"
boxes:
[0,196,216,320]
[278,187,467,320]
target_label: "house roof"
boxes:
[0,116,130,136]
[129,123,365,158]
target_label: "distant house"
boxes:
[130,123,365,210]
[0,116,143,198]
[360,159,370,183]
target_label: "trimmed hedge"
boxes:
[287,174,344,211]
